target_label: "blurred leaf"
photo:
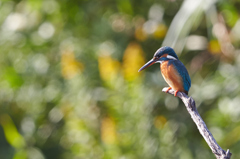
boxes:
[3,67,23,89]
[220,3,238,27]
[0,114,25,149]
[117,0,133,15]
[13,150,27,159]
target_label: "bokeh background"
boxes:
[0,0,240,159]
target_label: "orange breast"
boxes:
[160,61,185,92]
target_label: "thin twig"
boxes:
[162,87,232,159]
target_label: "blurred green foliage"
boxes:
[0,0,240,159]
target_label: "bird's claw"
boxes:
[165,87,172,93]
[165,87,179,97]
[174,90,179,97]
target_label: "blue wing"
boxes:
[169,60,191,92]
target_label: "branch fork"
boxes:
[162,87,232,159]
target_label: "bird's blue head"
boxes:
[138,46,179,72]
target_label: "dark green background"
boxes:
[0,0,240,159]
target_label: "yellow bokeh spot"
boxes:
[101,117,117,145]
[135,27,147,41]
[0,114,25,149]
[98,55,120,81]
[208,40,221,54]
[61,50,83,79]
[153,24,167,39]
[154,115,167,129]
[122,42,145,81]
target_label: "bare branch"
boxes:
[162,87,232,159]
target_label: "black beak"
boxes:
[138,59,157,72]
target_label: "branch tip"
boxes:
[162,87,231,159]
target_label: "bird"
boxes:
[138,46,191,96]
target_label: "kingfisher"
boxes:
[138,46,191,96]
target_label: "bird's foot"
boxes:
[165,87,172,93]
[174,90,179,97]
[164,87,179,97]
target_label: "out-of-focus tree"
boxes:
[0,0,240,159]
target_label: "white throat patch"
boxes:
[155,61,162,64]
[167,55,177,60]
[155,55,177,64]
